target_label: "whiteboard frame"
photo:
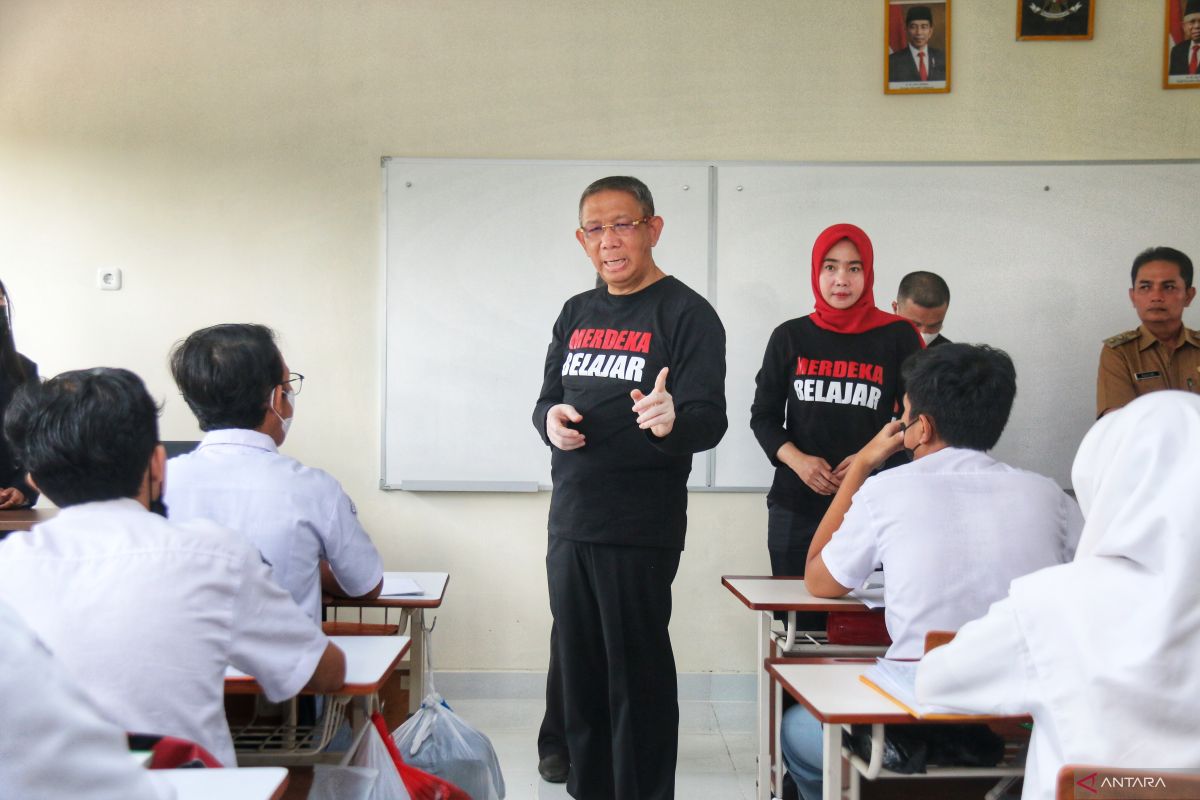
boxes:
[380,157,718,492]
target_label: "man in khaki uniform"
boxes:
[1097,247,1199,417]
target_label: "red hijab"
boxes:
[809,223,913,335]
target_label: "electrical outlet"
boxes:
[97,268,122,291]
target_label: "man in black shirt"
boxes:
[532,176,727,800]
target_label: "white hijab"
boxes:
[1009,390,1200,760]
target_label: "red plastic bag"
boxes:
[370,712,470,800]
[126,732,223,769]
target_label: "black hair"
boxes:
[896,271,951,308]
[902,343,1016,451]
[169,324,283,431]
[906,5,933,24]
[578,176,656,222]
[1130,247,1193,289]
[0,279,30,384]
[3,368,159,506]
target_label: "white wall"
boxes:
[0,0,1193,674]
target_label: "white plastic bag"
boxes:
[350,720,413,800]
[309,765,380,800]
[392,627,505,800]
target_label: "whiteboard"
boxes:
[384,158,1198,491]
[715,161,1198,488]
[382,159,712,490]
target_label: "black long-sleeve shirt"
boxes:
[750,316,920,528]
[533,277,727,550]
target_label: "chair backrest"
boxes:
[923,630,956,653]
[1057,765,1200,799]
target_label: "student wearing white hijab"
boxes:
[916,390,1200,800]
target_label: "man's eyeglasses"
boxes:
[579,218,651,242]
[282,372,305,396]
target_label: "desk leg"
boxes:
[408,609,426,715]
[758,610,771,800]
[822,723,843,800]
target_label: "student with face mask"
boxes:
[0,367,345,767]
[164,324,384,622]
[750,224,922,590]
[916,391,1200,800]
[785,343,1083,800]
[0,279,39,509]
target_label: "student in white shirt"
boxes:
[0,368,345,767]
[917,391,1200,800]
[781,343,1082,800]
[164,323,383,622]
[0,598,176,799]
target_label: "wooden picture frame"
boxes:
[1017,1,1095,41]
[1164,0,1200,88]
[885,0,951,94]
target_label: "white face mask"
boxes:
[270,389,295,435]
[920,331,940,346]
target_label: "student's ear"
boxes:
[917,414,936,446]
[149,444,167,490]
[263,385,283,424]
[891,301,899,313]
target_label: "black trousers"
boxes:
[537,622,567,760]
[546,537,681,800]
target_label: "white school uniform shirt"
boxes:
[0,498,330,767]
[821,447,1082,659]
[0,598,176,800]
[918,392,1200,800]
[165,429,384,622]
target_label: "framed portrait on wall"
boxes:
[1164,0,1200,88]
[1017,1,1094,41]
[885,1,951,94]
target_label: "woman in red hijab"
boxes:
[750,224,922,588]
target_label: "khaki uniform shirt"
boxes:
[1096,324,1200,417]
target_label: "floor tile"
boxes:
[441,696,755,800]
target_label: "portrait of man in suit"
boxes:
[1168,0,1200,78]
[886,3,950,93]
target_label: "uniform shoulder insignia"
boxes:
[1103,330,1138,349]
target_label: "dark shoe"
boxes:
[538,753,570,783]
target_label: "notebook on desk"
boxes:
[380,575,423,596]
[859,659,974,720]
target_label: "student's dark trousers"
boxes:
[547,537,681,800]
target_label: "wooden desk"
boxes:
[0,507,56,532]
[225,635,410,695]
[767,659,1027,800]
[723,576,876,800]
[155,766,288,800]
[324,571,449,713]
[225,636,409,764]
